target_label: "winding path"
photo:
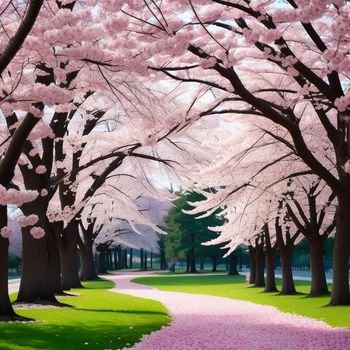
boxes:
[106,272,350,350]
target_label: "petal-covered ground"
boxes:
[107,272,350,350]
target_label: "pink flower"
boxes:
[142,135,158,147]
[30,227,45,239]
[35,165,47,174]
[0,226,12,239]
[17,214,39,227]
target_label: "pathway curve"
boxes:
[106,272,350,350]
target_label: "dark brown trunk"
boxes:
[228,251,239,275]
[330,196,350,305]
[59,222,82,290]
[275,220,297,295]
[17,227,58,302]
[144,251,148,270]
[113,248,117,270]
[79,238,96,281]
[309,237,328,296]
[212,255,217,272]
[108,250,113,270]
[17,203,60,302]
[264,248,277,292]
[200,256,204,270]
[140,249,144,270]
[98,249,107,274]
[46,227,63,293]
[150,252,153,269]
[186,254,190,272]
[124,248,128,269]
[189,250,197,273]
[0,207,17,317]
[188,233,197,273]
[248,245,256,284]
[118,247,123,269]
[279,245,296,295]
[129,248,133,268]
[255,242,265,287]
[264,225,277,292]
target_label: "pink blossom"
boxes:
[0,185,38,206]
[199,57,217,69]
[0,226,12,239]
[30,227,45,239]
[35,165,47,174]
[17,214,39,228]
[142,135,158,147]
[41,189,48,197]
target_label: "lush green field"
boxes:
[133,274,350,328]
[1,279,170,350]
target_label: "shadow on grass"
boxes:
[77,308,168,316]
[0,320,166,350]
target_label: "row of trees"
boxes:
[0,0,192,320]
[109,0,350,305]
[0,1,350,326]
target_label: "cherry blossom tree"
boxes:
[114,0,350,305]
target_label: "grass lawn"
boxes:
[133,274,350,329]
[0,279,170,350]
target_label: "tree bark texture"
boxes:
[228,251,239,276]
[248,245,256,284]
[330,196,350,305]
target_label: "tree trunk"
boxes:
[124,249,128,269]
[212,255,217,272]
[255,243,265,287]
[46,227,63,294]
[0,231,17,317]
[309,237,328,296]
[59,222,82,290]
[129,248,133,268]
[279,245,296,294]
[144,251,148,270]
[264,247,277,292]
[79,238,96,281]
[17,227,58,302]
[189,250,197,273]
[330,196,350,305]
[248,245,256,284]
[98,249,107,274]
[108,250,113,270]
[140,248,144,270]
[186,254,190,272]
[264,225,277,292]
[118,247,123,269]
[17,204,60,302]
[113,248,118,270]
[150,252,153,269]
[228,251,239,275]
[200,257,204,270]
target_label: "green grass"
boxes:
[1,279,170,350]
[161,268,227,274]
[133,274,350,328]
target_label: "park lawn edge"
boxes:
[0,278,170,350]
[132,273,350,329]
